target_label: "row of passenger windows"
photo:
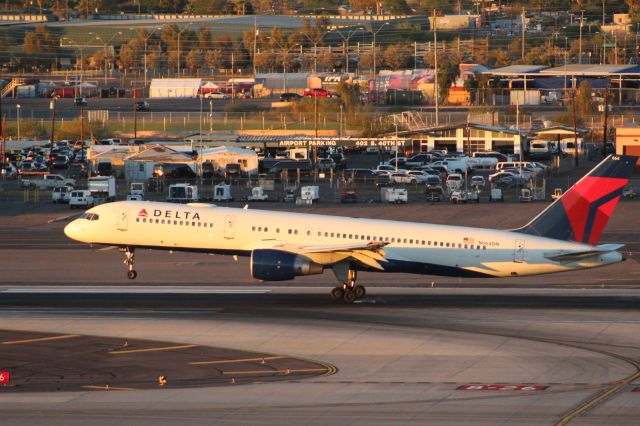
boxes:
[136,217,214,228]
[250,226,487,250]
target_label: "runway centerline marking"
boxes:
[223,368,329,375]
[109,344,197,355]
[190,356,286,365]
[1,334,80,345]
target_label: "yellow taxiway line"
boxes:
[223,368,329,375]
[81,385,137,391]
[1,334,80,345]
[190,356,286,365]
[109,344,197,355]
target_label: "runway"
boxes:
[1,203,639,424]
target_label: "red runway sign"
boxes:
[0,371,10,385]
[457,384,548,391]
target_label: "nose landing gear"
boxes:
[330,268,365,303]
[120,247,137,279]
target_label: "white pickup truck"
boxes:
[22,174,76,190]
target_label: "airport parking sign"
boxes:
[0,371,9,385]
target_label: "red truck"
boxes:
[303,88,340,98]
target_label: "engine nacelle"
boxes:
[251,249,323,281]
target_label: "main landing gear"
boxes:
[120,247,137,279]
[330,269,365,303]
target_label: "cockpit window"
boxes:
[80,213,100,221]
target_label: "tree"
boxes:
[317,50,338,71]
[253,51,276,71]
[186,48,203,73]
[198,26,212,49]
[205,49,224,71]
[147,48,166,70]
[382,44,413,70]
[573,80,595,115]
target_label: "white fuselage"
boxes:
[64,201,623,278]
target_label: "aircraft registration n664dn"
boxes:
[65,155,637,303]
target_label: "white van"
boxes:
[560,138,583,156]
[528,140,552,159]
[69,190,94,209]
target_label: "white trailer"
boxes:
[381,188,408,204]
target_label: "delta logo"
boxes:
[137,208,201,220]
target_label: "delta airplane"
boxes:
[65,155,637,303]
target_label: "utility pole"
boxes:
[133,82,137,139]
[579,10,584,64]
[521,7,525,60]
[602,87,609,149]
[253,17,258,77]
[433,9,439,127]
[49,98,56,173]
[571,89,579,168]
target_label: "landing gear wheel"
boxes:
[330,287,344,300]
[354,285,366,299]
[343,290,356,304]
[121,247,137,280]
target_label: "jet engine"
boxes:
[250,249,323,281]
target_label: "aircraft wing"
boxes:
[544,244,625,262]
[272,241,389,270]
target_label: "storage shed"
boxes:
[199,146,259,175]
[149,78,202,98]
[124,145,198,180]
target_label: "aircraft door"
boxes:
[514,239,525,263]
[117,208,129,231]
[224,215,236,239]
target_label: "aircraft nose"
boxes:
[64,220,83,241]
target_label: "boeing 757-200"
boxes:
[64,155,637,303]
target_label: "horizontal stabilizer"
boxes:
[544,244,625,262]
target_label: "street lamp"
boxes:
[368,22,388,78]
[177,23,194,77]
[16,104,20,140]
[92,31,123,85]
[134,27,163,96]
[335,27,364,74]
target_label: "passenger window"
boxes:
[422,241,425,245]
[294,230,299,235]
[143,218,147,223]
[483,246,487,250]
[276,228,280,233]
[136,218,140,222]
[409,239,413,244]
[265,227,268,232]
[179,221,183,225]
[155,219,159,224]
[391,238,395,243]
[192,222,196,226]
[445,243,449,247]
[197,222,200,227]
[174,220,177,225]
[288,229,292,234]
[161,219,165,224]
[252,226,256,231]
[458,243,462,248]
[258,227,262,231]
[403,239,407,243]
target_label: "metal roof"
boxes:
[535,126,589,136]
[539,64,640,76]
[482,65,550,76]
[399,123,525,136]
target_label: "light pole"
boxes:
[579,10,585,64]
[177,23,193,77]
[16,104,20,140]
[336,27,364,74]
[370,22,388,78]
[209,100,213,133]
[61,36,86,96]
[92,31,123,85]
[300,30,326,73]
[137,27,162,96]
[48,98,56,173]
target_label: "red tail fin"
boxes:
[516,155,637,244]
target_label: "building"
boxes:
[429,14,481,31]
[124,145,197,180]
[400,123,526,155]
[199,146,259,175]
[615,127,640,166]
[149,78,202,98]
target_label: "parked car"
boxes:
[68,163,87,178]
[406,170,431,183]
[1,163,17,178]
[404,153,433,168]
[74,97,87,106]
[470,175,486,188]
[445,173,464,190]
[488,171,525,186]
[303,88,339,98]
[224,163,242,178]
[134,101,150,112]
[317,158,335,171]
[53,155,70,169]
[390,172,418,184]
[279,93,303,102]
[204,92,229,100]
[343,168,376,180]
